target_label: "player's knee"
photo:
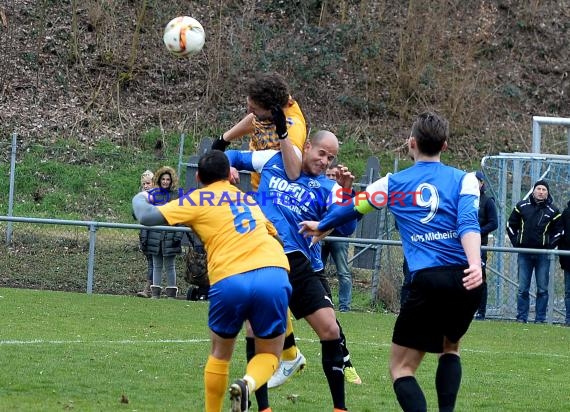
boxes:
[389,361,400,381]
[318,319,340,340]
[390,364,416,382]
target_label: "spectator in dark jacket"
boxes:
[558,200,570,326]
[507,180,563,323]
[474,171,498,320]
[147,166,183,299]
[136,170,155,298]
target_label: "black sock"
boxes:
[337,320,352,367]
[435,353,462,412]
[283,331,296,350]
[321,339,346,410]
[393,376,427,412]
[245,337,269,410]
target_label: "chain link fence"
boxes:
[481,153,570,322]
[0,220,192,297]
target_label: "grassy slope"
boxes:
[0,134,185,222]
[0,135,382,304]
[0,133,393,223]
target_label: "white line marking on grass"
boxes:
[2,338,568,360]
[463,348,570,359]
[293,338,570,359]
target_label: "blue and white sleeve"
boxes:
[457,173,481,237]
[225,149,276,173]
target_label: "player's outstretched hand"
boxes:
[229,166,240,184]
[211,135,231,151]
[298,220,320,237]
[462,264,483,290]
[299,221,332,246]
[335,164,355,189]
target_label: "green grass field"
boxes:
[0,288,568,411]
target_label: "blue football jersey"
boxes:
[226,149,357,267]
[364,162,480,274]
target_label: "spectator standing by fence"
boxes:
[507,180,563,323]
[135,170,155,298]
[147,166,183,299]
[474,171,498,320]
[558,200,570,327]
[321,164,354,312]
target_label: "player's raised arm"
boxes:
[272,105,302,181]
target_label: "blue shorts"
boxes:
[208,267,291,339]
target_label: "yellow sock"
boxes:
[281,345,297,361]
[244,352,279,392]
[204,355,229,412]
[281,312,298,361]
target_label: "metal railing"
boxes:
[0,215,191,294]
[2,214,569,324]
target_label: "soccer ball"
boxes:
[163,16,205,57]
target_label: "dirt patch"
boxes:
[1,1,569,160]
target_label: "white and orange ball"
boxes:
[163,16,205,57]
